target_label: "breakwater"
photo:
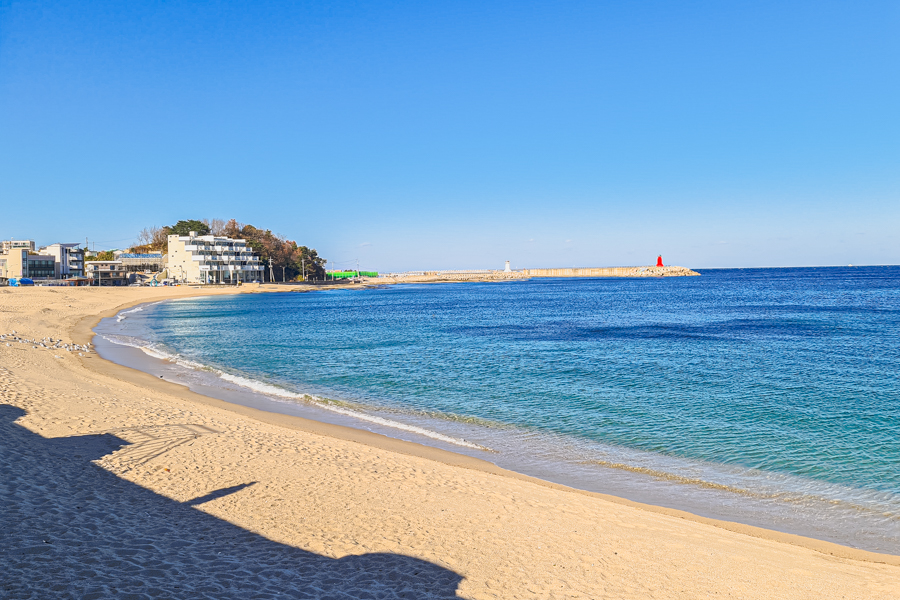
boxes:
[378,265,699,282]
[522,266,699,277]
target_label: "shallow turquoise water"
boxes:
[100,267,900,552]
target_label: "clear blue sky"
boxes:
[1,1,897,270]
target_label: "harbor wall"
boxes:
[377,265,700,282]
[524,267,633,277]
[523,266,699,277]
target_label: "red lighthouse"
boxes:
[656,255,664,267]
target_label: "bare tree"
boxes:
[210,218,226,236]
[201,218,227,236]
[133,226,167,252]
[137,227,154,247]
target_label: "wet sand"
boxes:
[1,285,899,599]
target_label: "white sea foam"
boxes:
[101,334,206,368]
[141,346,174,361]
[308,399,492,451]
[100,334,155,352]
[116,306,144,322]
[218,373,491,450]
[115,301,165,322]
[100,332,491,451]
[218,372,306,399]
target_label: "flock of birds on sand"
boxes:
[1,331,93,358]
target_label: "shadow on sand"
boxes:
[0,405,462,599]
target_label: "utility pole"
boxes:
[302,258,306,282]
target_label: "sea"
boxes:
[94,266,900,554]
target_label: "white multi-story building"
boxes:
[166,232,263,284]
[38,243,85,278]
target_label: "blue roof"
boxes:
[119,253,163,259]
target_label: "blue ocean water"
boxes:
[98,267,900,553]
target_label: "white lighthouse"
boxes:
[504,260,511,272]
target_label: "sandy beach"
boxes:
[2,285,899,599]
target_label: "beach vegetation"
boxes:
[86,250,116,261]
[167,220,211,237]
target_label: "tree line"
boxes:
[132,219,327,281]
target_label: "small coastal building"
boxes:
[166,232,263,284]
[84,260,127,285]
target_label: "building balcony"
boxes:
[192,253,258,260]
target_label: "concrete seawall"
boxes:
[523,266,700,278]
[377,265,700,283]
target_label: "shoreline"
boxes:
[79,289,900,566]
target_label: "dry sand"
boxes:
[1,285,899,599]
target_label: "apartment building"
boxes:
[38,243,85,278]
[166,232,263,284]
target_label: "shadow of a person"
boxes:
[0,405,462,599]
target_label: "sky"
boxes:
[1,1,897,270]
